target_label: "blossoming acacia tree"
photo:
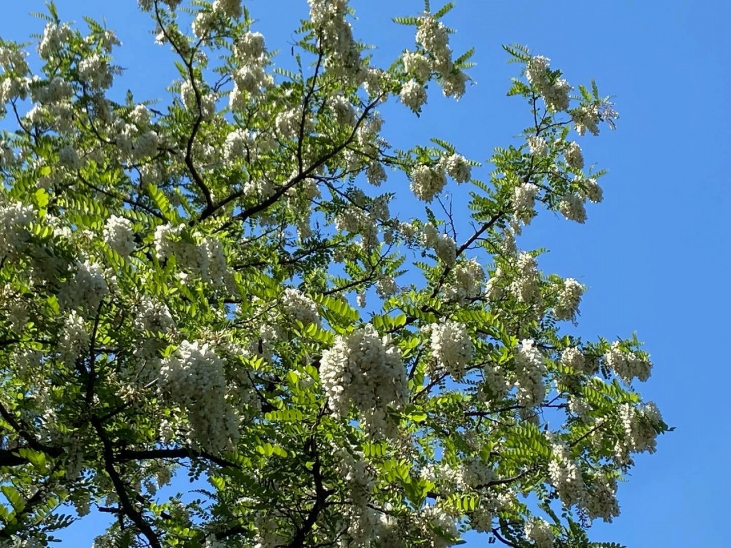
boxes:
[0,0,667,546]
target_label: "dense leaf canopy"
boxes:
[0,1,667,547]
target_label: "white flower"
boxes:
[133,131,159,159]
[524,517,553,548]
[237,31,266,60]
[403,50,432,82]
[526,55,571,112]
[0,201,34,255]
[443,258,484,303]
[572,104,601,136]
[103,215,135,257]
[38,23,72,60]
[440,154,471,183]
[330,95,356,126]
[604,342,652,383]
[558,194,587,223]
[133,296,174,334]
[560,347,586,373]
[366,161,387,186]
[582,177,603,203]
[442,69,469,100]
[320,325,407,435]
[564,141,584,169]
[410,165,446,202]
[513,182,538,223]
[281,288,320,326]
[159,341,239,453]
[375,276,398,298]
[59,311,89,367]
[428,319,473,380]
[549,443,586,507]
[544,78,571,112]
[78,54,114,90]
[553,278,584,321]
[527,136,547,156]
[422,223,456,265]
[400,79,427,113]
[509,252,540,303]
[275,109,302,139]
[58,145,81,170]
[416,16,450,57]
[514,339,546,406]
[59,261,109,313]
[212,0,242,18]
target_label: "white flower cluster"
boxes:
[422,223,456,265]
[572,104,601,136]
[420,504,459,548]
[549,443,586,507]
[58,311,89,368]
[30,77,73,105]
[154,224,231,287]
[560,346,587,373]
[525,55,570,112]
[334,205,380,253]
[58,145,81,170]
[280,288,320,326]
[329,94,356,126]
[180,80,216,120]
[231,32,272,104]
[524,517,553,548]
[59,260,109,314]
[527,135,547,156]
[133,296,174,334]
[582,177,604,203]
[366,160,387,186]
[604,341,652,382]
[212,0,242,18]
[410,164,447,202]
[513,339,546,406]
[401,79,427,113]
[38,23,72,60]
[0,200,34,255]
[319,325,407,431]
[564,141,584,170]
[460,455,495,487]
[618,402,662,456]
[415,16,469,99]
[513,182,539,224]
[335,447,375,508]
[426,319,473,380]
[582,474,620,522]
[253,512,286,548]
[159,341,239,453]
[223,128,252,162]
[509,252,540,303]
[403,50,432,82]
[308,0,362,80]
[103,215,135,257]
[443,258,484,303]
[440,153,472,183]
[0,46,29,74]
[78,54,114,90]
[376,276,399,298]
[557,193,587,223]
[275,109,304,139]
[553,278,584,321]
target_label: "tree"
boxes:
[0,0,669,546]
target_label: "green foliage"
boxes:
[0,1,665,547]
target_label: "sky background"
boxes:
[1,0,730,546]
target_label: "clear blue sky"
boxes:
[2,1,729,546]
